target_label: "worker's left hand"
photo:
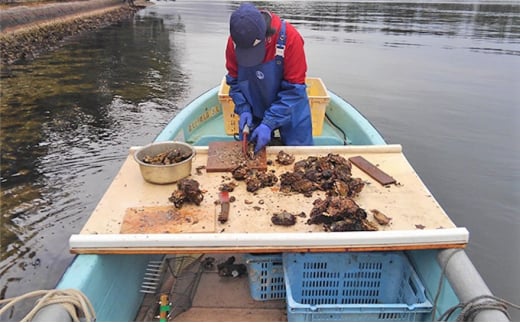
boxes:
[250,123,271,153]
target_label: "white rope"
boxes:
[0,289,96,322]
[431,249,462,321]
[438,294,520,321]
[432,249,520,321]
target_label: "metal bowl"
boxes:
[134,141,196,184]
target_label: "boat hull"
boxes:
[53,84,505,322]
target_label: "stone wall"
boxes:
[0,0,123,30]
[0,0,141,69]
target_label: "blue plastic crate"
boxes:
[244,253,286,301]
[282,252,433,322]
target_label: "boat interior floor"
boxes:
[135,254,287,322]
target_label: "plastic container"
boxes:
[218,77,330,136]
[244,253,286,301]
[217,80,239,135]
[282,252,433,322]
[305,77,330,136]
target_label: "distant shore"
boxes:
[0,0,152,72]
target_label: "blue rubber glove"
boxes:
[250,123,271,154]
[239,112,252,140]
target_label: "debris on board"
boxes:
[275,150,295,165]
[371,209,392,225]
[280,153,365,198]
[271,211,305,226]
[308,196,378,232]
[168,178,204,208]
[166,150,400,232]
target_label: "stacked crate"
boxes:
[244,251,433,322]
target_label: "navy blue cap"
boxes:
[230,3,266,67]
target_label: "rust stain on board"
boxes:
[121,205,215,234]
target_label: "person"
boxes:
[225,2,313,153]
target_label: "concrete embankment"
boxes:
[0,0,149,68]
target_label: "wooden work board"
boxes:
[206,141,267,172]
[69,145,469,254]
[121,205,215,234]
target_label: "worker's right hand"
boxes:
[239,112,252,139]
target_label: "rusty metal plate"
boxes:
[206,141,267,172]
[349,155,396,186]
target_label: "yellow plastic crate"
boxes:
[305,77,330,136]
[218,80,239,135]
[218,77,330,136]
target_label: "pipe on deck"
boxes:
[31,304,73,322]
[438,249,510,321]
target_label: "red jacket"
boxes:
[225,12,307,84]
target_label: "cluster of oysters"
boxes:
[166,150,385,232]
[233,150,379,232]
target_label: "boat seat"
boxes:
[190,135,346,147]
[313,136,347,146]
[190,136,236,146]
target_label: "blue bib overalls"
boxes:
[233,21,313,145]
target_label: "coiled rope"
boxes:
[0,289,96,322]
[432,249,520,321]
[439,294,520,321]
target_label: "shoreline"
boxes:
[0,0,152,72]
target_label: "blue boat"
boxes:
[26,79,510,322]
